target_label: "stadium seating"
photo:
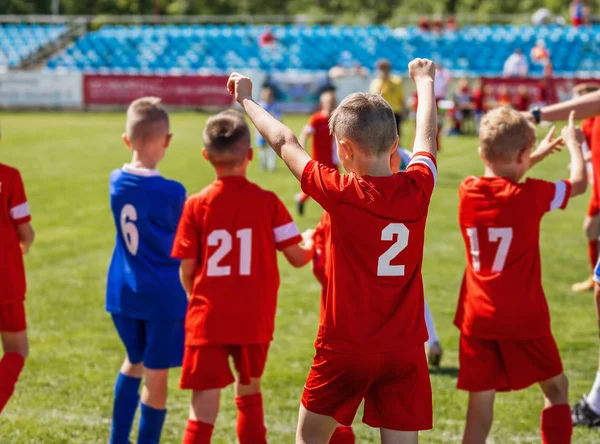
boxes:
[0,24,68,67]
[45,24,600,77]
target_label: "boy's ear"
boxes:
[202,148,209,161]
[247,148,254,162]
[122,133,133,150]
[338,139,354,160]
[165,133,173,148]
[517,146,530,163]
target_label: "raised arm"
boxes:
[539,90,600,122]
[529,126,564,169]
[227,73,311,181]
[409,59,437,158]
[563,111,587,197]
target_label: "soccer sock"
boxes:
[137,403,166,444]
[589,240,599,272]
[541,404,572,444]
[0,352,25,414]
[235,393,267,444]
[329,425,356,444]
[182,419,214,444]
[586,371,600,414]
[424,300,440,347]
[110,372,141,444]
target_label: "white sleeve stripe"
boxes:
[273,221,300,243]
[304,125,316,134]
[550,180,567,211]
[10,202,30,220]
[408,155,437,186]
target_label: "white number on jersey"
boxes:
[377,223,410,276]
[206,228,253,277]
[120,204,139,255]
[466,227,513,273]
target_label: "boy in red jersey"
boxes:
[228,57,438,444]
[295,89,338,215]
[172,110,312,444]
[454,107,586,444]
[570,84,600,292]
[0,157,35,415]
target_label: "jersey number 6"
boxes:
[120,204,139,256]
[377,223,410,276]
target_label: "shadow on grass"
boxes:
[429,366,459,378]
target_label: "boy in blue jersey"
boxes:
[256,85,282,172]
[106,97,187,444]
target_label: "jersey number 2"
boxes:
[207,229,252,277]
[377,223,409,276]
[466,227,513,273]
[120,204,139,255]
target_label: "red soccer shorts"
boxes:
[0,302,27,333]
[302,346,432,431]
[457,334,563,392]
[588,189,600,217]
[180,343,270,391]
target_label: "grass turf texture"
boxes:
[0,111,598,443]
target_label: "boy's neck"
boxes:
[354,158,393,177]
[215,167,247,179]
[483,165,521,182]
[130,151,158,170]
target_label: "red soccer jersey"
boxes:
[172,176,302,346]
[582,117,595,148]
[306,111,337,168]
[301,152,437,354]
[312,211,331,322]
[0,164,31,302]
[454,176,571,340]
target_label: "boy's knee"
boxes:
[584,217,599,239]
[542,373,569,404]
[235,377,261,397]
[120,358,144,378]
[2,332,29,358]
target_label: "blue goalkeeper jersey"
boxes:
[106,164,187,320]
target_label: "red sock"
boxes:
[541,404,572,444]
[589,240,598,272]
[182,419,213,444]
[235,393,267,444]
[0,352,25,414]
[329,425,355,444]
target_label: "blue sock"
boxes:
[137,403,167,444]
[110,373,141,444]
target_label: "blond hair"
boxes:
[329,92,397,156]
[203,110,251,167]
[479,106,536,162]
[126,97,170,142]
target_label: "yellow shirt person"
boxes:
[370,58,405,138]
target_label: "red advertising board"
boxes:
[83,74,233,107]
[481,77,600,107]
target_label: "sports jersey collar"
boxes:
[122,163,161,177]
[216,175,249,183]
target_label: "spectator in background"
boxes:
[259,26,276,48]
[571,0,590,26]
[532,7,553,25]
[432,17,444,33]
[531,40,553,77]
[418,17,431,32]
[446,16,458,31]
[435,63,452,102]
[370,58,405,139]
[503,49,529,77]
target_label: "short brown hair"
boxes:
[203,110,251,167]
[126,97,170,142]
[479,106,536,162]
[329,92,397,156]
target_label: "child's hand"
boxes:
[302,229,315,250]
[409,58,436,83]
[561,111,585,150]
[227,72,253,103]
[534,126,564,158]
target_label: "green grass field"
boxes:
[0,111,599,443]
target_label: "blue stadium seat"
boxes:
[43,24,600,77]
[0,24,67,67]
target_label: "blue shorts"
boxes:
[111,314,185,370]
